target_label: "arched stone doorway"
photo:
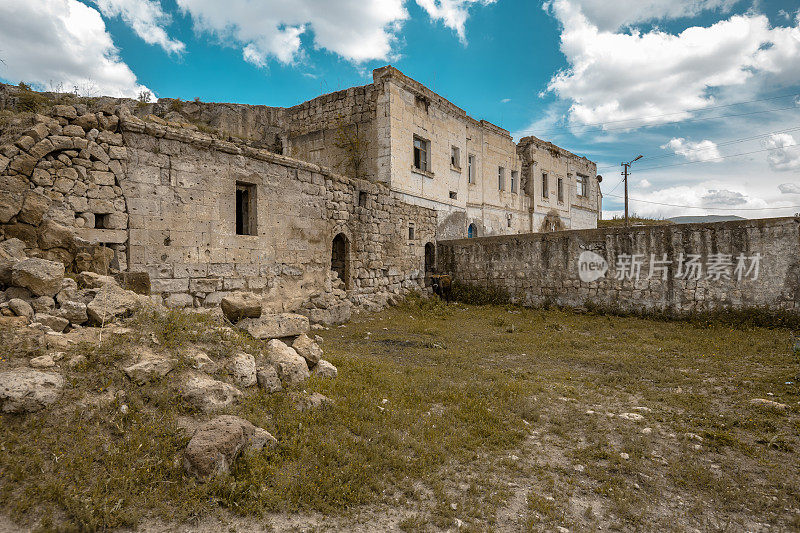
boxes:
[331,233,350,290]
[424,242,435,274]
[467,223,477,238]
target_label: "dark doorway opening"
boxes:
[425,242,435,274]
[331,233,350,290]
[468,223,477,238]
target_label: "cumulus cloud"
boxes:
[778,183,800,194]
[91,0,185,54]
[702,189,748,205]
[561,0,738,32]
[661,138,722,162]
[544,0,800,127]
[176,0,409,65]
[415,0,496,42]
[0,0,149,97]
[764,133,800,171]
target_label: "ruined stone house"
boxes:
[0,67,598,318]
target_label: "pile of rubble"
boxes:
[0,237,142,332]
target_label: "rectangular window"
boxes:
[94,213,109,229]
[451,146,461,169]
[577,174,588,197]
[236,182,256,235]
[408,222,415,240]
[467,154,476,184]
[542,173,549,198]
[498,167,505,191]
[557,177,563,202]
[413,136,430,172]
[510,170,519,193]
[358,191,367,207]
[449,191,457,200]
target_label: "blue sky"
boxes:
[1,0,799,218]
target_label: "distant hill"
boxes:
[667,215,746,224]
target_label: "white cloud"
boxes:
[561,0,737,32]
[176,0,409,65]
[661,138,722,162]
[779,183,800,194]
[0,0,149,97]
[91,0,185,54]
[415,0,496,42]
[763,133,800,171]
[544,1,800,128]
[702,189,748,205]
[639,178,652,188]
[613,184,773,218]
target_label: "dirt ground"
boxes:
[1,298,798,532]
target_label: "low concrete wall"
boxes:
[437,217,800,314]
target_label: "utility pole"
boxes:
[621,155,643,227]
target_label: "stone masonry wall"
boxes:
[119,112,436,312]
[438,218,800,314]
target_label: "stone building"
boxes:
[283,66,602,239]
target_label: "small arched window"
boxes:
[468,223,477,238]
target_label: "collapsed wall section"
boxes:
[438,218,800,314]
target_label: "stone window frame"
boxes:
[557,176,564,204]
[449,190,458,200]
[510,170,519,194]
[498,166,505,191]
[541,172,549,199]
[467,154,476,185]
[408,222,416,241]
[412,135,432,176]
[235,181,257,236]
[450,146,461,171]
[576,173,589,198]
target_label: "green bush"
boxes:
[449,281,510,306]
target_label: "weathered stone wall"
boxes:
[282,84,383,181]
[0,102,130,274]
[119,113,436,312]
[438,218,800,314]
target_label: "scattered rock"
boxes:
[34,313,69,333]
[238,313,310,339]
[313,359,338,378]
[7,298,33,318]
[749,398,788,411]
[11,258,65,297]
[29,354,56,368]
[292,334,323,366]
[123,350,175,384]
[77,271,118,289]
[256,366,282,393]
[181,374,242,412]
[619,412,645,421]
[220,292,262,323]
[183,415,276,479]
[0,369,64,413]
[55,300,88,324]
[292,391,333,411]
[229,352,257,388]
[66,354,87,369]
[0,238,27,285]
[185,347,215,372]
[265,339,310,387]
[86,283,140,323]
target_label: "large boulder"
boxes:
[0,369,64,413]
[34,313,69,333]
[0,238,27,285]
[265,339,310,387]
[292,334,322,366]
[229,352,256,388]
[304,302,352,326]
[183,415,277,479]
[7,298,34,319]
[220,292,262,323]
[237,313,309,340]
[123,349,176,385]
[11,258,65,297]
[86,284,140,324]
[55,300,88,324]
[181,374,242,412]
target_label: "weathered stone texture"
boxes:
[439,218,800,315]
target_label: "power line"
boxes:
[596,125,800,171]
[631,144,800,172]
[521,92,800,136]
[520,103,800,137]
[603,193,800,211]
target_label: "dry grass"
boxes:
[0,299,798,531]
